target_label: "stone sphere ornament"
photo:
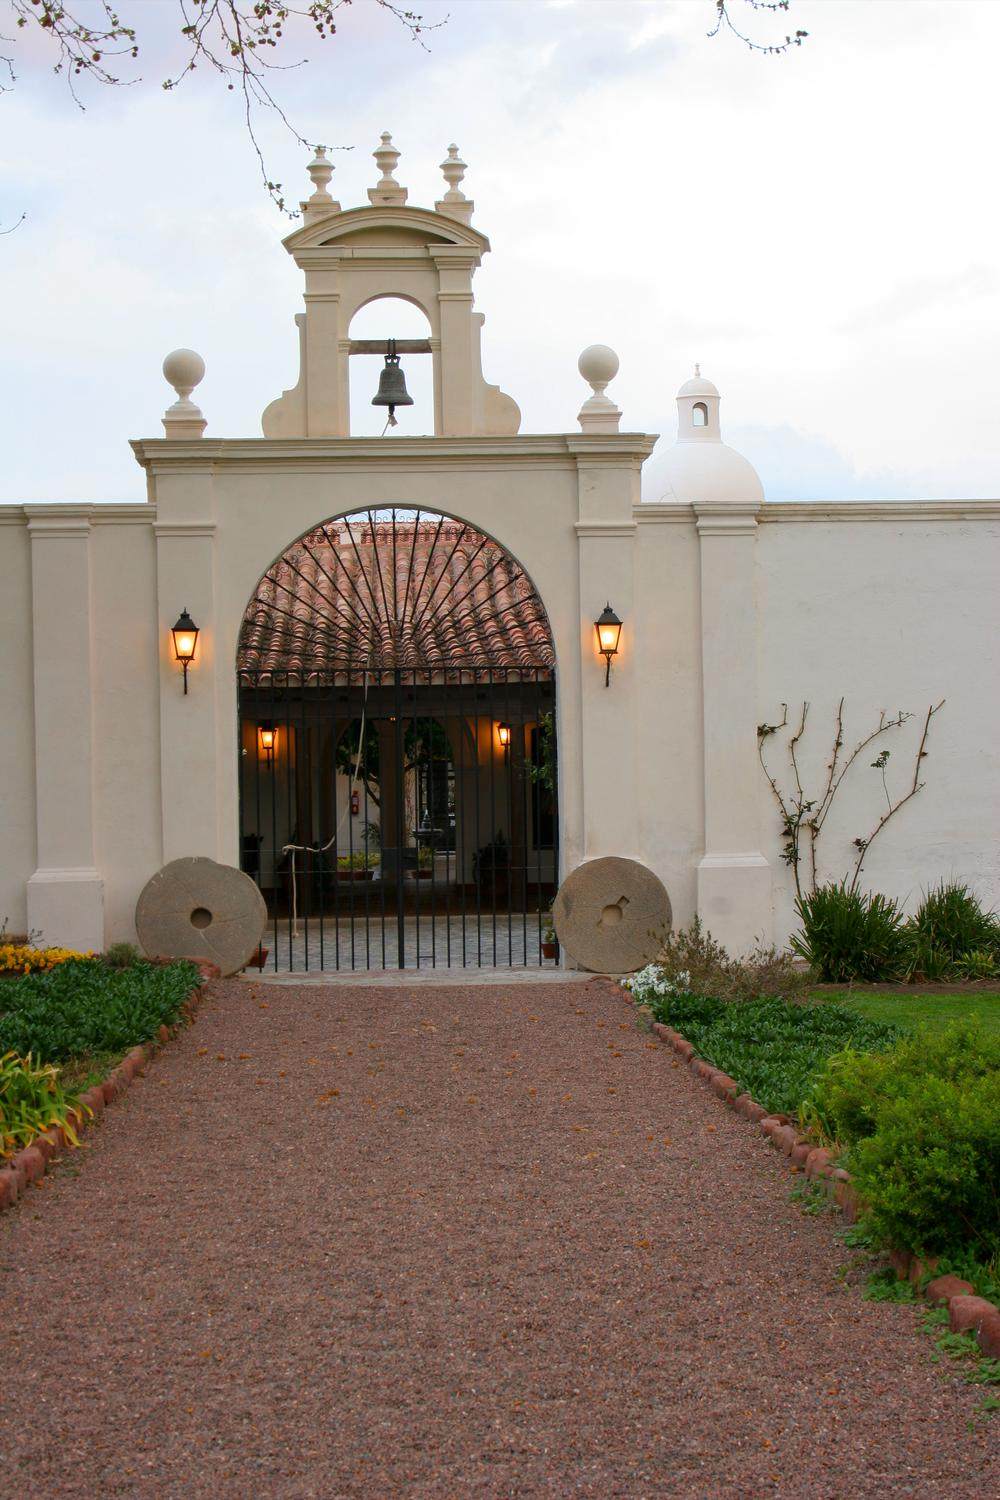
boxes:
[552,856,671,974]
[577,344,620,390]
[135,857,267,976]
[162,348,206,401]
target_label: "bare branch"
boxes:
[848,701,945,894]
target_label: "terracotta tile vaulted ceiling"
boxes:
[238,510,556,679]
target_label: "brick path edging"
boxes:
[0,963,219,1216]
[641,1007,1000,1362]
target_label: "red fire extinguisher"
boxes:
[351,789,360,816]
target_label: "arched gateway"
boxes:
[237,509,558,971]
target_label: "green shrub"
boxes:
[0,1050,85,1159]
[900,881,1000,980]
[655,918,811,1003]
[0,958,199,1065]
[643,992,899,1116]
[955,949,999,981]
[791,883,907,982]
[813,1022,1000,1258]
[103,941,143,970]
[909,881,999,962]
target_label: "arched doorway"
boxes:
[236,508,558,971]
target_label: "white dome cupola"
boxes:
[676,365,721,442]
[660,365,764,508]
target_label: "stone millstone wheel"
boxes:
[552,856,671,974]
[135,857,267,977]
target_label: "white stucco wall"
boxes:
[756,503,1000,944]
[2,485,997,962]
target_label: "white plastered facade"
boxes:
[1,142,998,961]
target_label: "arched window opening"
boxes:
[693,402,708,427]
[348,297,434,437]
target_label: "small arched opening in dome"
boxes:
[692,402,708,428]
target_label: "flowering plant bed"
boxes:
[621,976,1000,1364]
[0,956,214,1213]
[0,942,95,977]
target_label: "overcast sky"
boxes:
[2,0,998,502]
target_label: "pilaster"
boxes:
[154,472,220,863]
[26,510,104,950]
[570,438,646,870]
[695,502,771,950]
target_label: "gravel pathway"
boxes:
[1,978,996,1498]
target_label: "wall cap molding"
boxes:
[759,499,1000,523]
[4,503,154,528]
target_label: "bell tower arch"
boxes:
[262,135,521,439]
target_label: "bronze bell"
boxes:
[371,338,414,426]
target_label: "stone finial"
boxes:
[577,344,622,434]
[435,143,473,224]
[368,131,407,206]
[162,348,206,439]
[301,145,340,219]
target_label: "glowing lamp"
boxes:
[594,602,622,686]
[497,722,512,749]
[258,723,276,767]
[171,609,199,694]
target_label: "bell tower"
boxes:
[262,135,520,438]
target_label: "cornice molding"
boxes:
[129,434,659,472]
[575,522,637,538]
[633,503,696,525]
[153,522,216,539]
[694,501,760,537]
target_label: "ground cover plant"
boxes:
[626,977,899,1117]
[0,957,198,1066]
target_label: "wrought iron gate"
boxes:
[236,509,558,971]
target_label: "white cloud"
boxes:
[0,0,997,501]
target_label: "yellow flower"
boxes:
[0,944,95,977]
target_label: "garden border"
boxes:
[625,994,1000,1363]
[0,961,219,1215]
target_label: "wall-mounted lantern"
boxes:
[594,603,622,687]
[171,609,199,694]
[258,722,276,768]
[497,722,512,750]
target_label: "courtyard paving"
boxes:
[260,914,551,973]
[0,977,996,1497]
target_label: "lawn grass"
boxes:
[817,990,1000,1037]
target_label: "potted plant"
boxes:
[415,845,434,880]
[541,918,558,961]
[250,942,269,970]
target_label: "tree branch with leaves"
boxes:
[3,0,438,212]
